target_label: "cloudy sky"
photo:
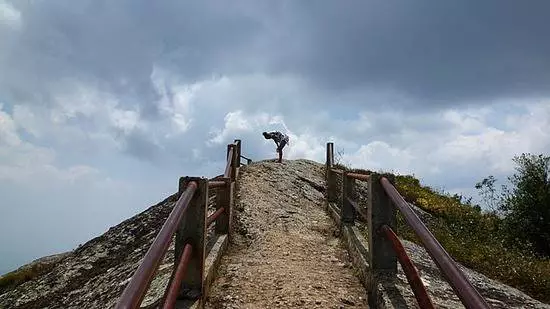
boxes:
[1,0,550,274]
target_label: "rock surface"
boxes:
[1,159,549,309]
[333,169,550,308]
[369,236,550,309]
[0,185,220,309]
[205,159,369,309]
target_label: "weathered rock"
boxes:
[2,159,549,309]
[205,159,369,309]
[338,168,550,308]
[0,183,220,309]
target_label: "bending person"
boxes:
[262,131,290,163]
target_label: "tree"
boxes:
[475,175,500,214]
[500,153,550,256]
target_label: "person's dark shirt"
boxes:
[267,131,288,144]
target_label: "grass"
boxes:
[332,165,550,303]
[0,263,54,293]
[0,253,68,294]
[394,174,550,303]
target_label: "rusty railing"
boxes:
[115,139,246,309]
[325,142,492,309]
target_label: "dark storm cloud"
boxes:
[1,0,265,112]
[4,0,550,113]
[268,0,550,104]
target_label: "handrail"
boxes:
[381,225,435,309]
[116,181,198,309]
[162,243,193,309]
[116,139,249,309]
[325,142,491,308]
[206,207,225,227]
[346,172,370,181]
[208,180,227,188]
[380,177,491,309]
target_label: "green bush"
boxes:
[393,174,550,303]
[332,153,550,302]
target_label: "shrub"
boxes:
[393,174,550,303]
[0,263,54,293]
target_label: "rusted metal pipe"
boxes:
[331,168,344,174]
[380,177,491,309]
[380,225,435,309]
[346,172,370,181]
[162,243,193,309]
[346,197,368,222]
[115,181,198,309]
[206,207,225,227]
[208,180,227,188]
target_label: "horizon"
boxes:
[0,155,515,276]
[1,0,549,275]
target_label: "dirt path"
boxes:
[204,160,369,309]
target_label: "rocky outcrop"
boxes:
[377,238,550,309]
[0,187,220,309]
[1,159,548,309]
[205,159,369,309]
[326,166,550,308]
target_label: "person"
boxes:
[262,131,289,163]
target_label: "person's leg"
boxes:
[277,139,287,163]
[273,141,280,162]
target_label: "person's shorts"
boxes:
[277,137,288,151]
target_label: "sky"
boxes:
[1,0,550,275]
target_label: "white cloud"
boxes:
[284,131,325,161]
[0,0,21,29]
[110,109,139,134]
[0,104,105,185]
[343,141,415,174]
[152,66,195,135]
[208,110,284,145]
[324,101,550,197]
[0,102,20,146]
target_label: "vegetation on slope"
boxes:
[0,264,51,293]
[0,253,69,294]
[334,153,550,303]
[394,174,550,303]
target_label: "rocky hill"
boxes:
[1,159,549,309]
[0,186,221,309]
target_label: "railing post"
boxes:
[175,177,208,300]
[327,170,337,204]
[326,142,338,203]
[367,173,397,274]
[226,144,234,179]
[227,144,237,181]
[341,172,356,224]
[231,148,238,182]
[215,178,231,235]
[326,142,334,180]
[234,139,242,166]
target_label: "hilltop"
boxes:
[0,159,548,308]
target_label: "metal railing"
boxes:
[325,142,492,309]
[115,139,246,309]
